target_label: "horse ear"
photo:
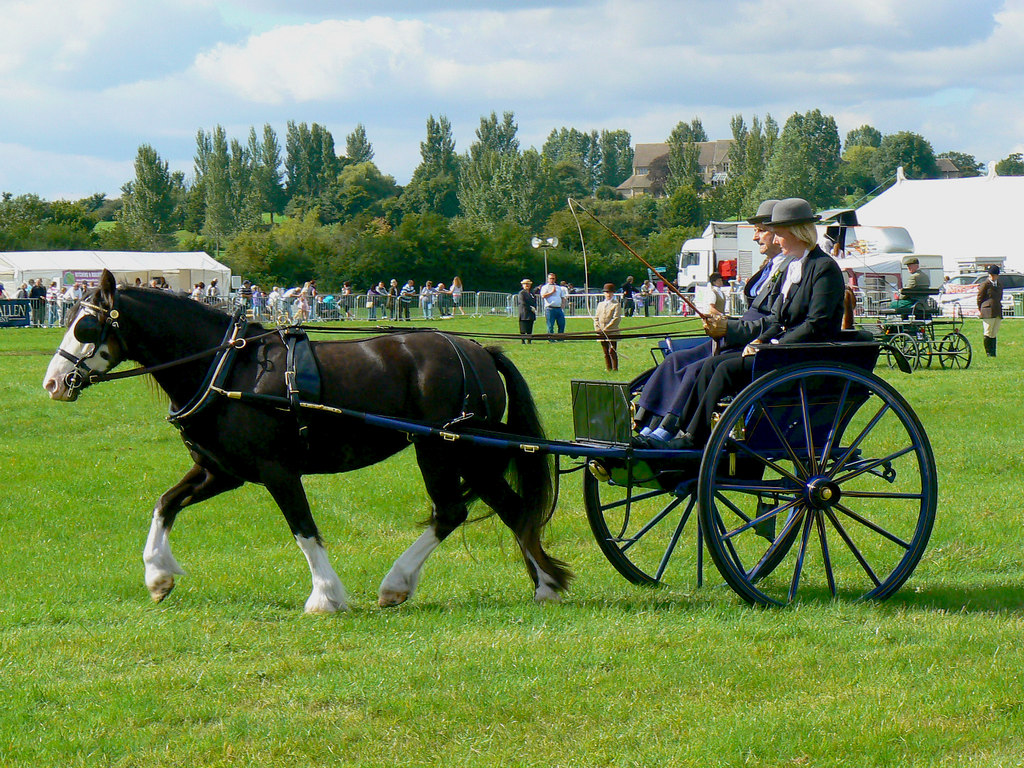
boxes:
[99,269,117,307]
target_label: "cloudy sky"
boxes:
[1,0,1022,200]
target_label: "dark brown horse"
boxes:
[43,269,571,612]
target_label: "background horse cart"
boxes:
[857,288,972,370]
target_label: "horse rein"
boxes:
[58,298,278,396]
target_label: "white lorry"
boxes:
[676,222,760,290]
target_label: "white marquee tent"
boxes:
[0,251,231,292]
[856,165,1024,274]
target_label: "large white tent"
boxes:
[0,251,231,292]
[856,165,1024,274]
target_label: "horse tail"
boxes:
[488,346,554,520]
[488,347,572,589]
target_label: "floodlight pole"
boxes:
[531,235,558,278]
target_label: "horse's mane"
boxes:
[119,287,267,333]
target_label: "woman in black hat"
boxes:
[978,265,1003,357]
[647,198,845,448]
[517,278,537,343]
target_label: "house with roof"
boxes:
[616,140,735,198]
[935,157,961,179]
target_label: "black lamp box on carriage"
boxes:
[570,380,633,444]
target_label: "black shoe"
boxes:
[663,434,695,450]
[629,434,661,448]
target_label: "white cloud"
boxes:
[193,17,432,103]
[3,0,1024,198]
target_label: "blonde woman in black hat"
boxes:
[594,283,623,370]
[978,265,1003,357]
[641,198,844,449]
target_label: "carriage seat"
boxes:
[750,336,880,378]
[651,335,710,365]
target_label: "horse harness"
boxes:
[58,298,127,393]
[162,312,494,452]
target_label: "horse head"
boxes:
[43,269,127,401]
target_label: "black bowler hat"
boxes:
[769,198,821,227]
[988,265,1001,276]
[746,199,779,224]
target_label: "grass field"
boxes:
[3,315,1024,766]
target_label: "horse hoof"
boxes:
[534,584,563,603]
[148,575,175,603]
[378,590,409,608]
[304,594,348,614]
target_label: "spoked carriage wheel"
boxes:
[938,331,972,369]
[697,363,937,606]
[584,461,705,586]
[885,333,920,370]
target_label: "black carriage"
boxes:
[572,336,937,606]
[859,288,972,370]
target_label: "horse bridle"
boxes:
[57,299,124,395]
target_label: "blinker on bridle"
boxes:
[59,300,122,393]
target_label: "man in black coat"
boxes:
[29,278,47,327]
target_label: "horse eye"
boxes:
[73,316,102,344]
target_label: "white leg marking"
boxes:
[378,529,442,607]
[524,549,562,604]
[143,511,186,603]
[295,535,348,614]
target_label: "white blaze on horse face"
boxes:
[295,535,348,613]
[42,308,110,400]
[378,529,441,607]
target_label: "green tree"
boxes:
[202,126,232,251]
[0,193,99,250]
[345,123,374,164]
[660,185,702,229]
[938,151,984,177]
[402,115,460,217]
[845,125,882,149]
[666,117,706,194]
[995,152,1024,176]
[542,127,601,191]
[285,121,339,203]
[326,161,400,223]
[838,144,880,199]
[469,111,519,162]
[872,131,938,182]
[458,150,530,227]
[459,111,525,226]
[118,144,179,248]
[723,113,776,218]
[598,129,633,188]
[759,110,841,207]
[251,124,286,224]
[229,138,262,232]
